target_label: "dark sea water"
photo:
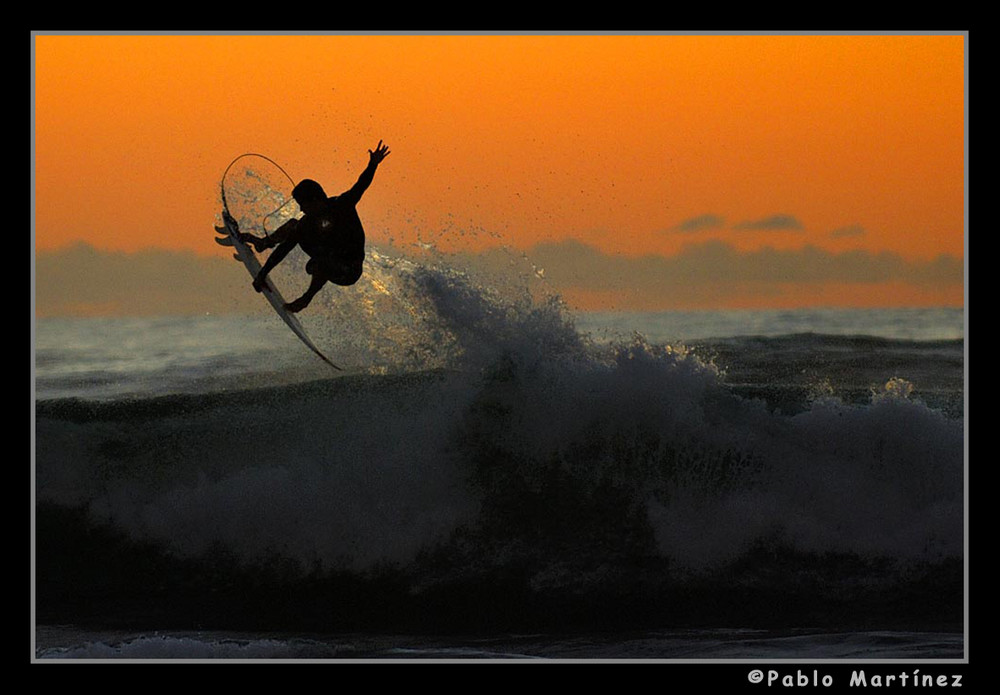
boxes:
[32,248,966,666]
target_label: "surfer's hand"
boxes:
[369,141,390,165]
[252,275,267,293]
[239,233,269,253]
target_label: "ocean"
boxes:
[32,247,966,665]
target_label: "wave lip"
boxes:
[34,248,964,638]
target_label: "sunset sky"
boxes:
[32,32,966,312]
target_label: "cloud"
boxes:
[525,239,963,303]
[733,214,805,231]
[829,224,867,239]
[35,242,250,316]
[35,240,965,317]
[670,214,726,233]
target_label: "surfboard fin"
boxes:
[218,157,342,371]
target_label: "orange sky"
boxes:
[33,33,966,310]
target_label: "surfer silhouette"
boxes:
[241,141,390,313]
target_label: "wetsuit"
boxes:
[252,156,378,290]
[292,195,366,286]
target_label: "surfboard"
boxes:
[215,193,342,370]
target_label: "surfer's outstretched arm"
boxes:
[340,141,390,206]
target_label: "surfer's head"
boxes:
[292,179,327,214]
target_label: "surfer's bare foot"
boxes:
[285,298,308,313]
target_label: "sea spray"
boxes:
[35,245,964,632]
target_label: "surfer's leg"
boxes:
[285,271,328,313]
[328,260,363,286]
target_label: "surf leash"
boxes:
[220,153,298,239]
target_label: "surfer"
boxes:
[241,141,390,313]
